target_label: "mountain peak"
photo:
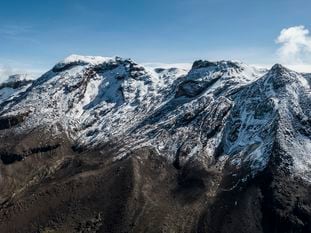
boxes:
[62,54,115,65]
[270,63,289,72]
[267,63,303,78]
[191,60,249,75]
[53,54,116,72]
[192,60,217,69]
[265,63,308,88]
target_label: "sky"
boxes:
[1,0,311,80]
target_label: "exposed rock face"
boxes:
[0,55,310,233]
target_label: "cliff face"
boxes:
[0,55,310,233]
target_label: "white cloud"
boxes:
[0,65,14,83]
[276,25,311,72]
[0,64,42,83]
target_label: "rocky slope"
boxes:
[0,55,310,233]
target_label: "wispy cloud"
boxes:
[0,24,39,44]
[276,25,311,72]
[0,63,43,83]
[0,25,32,37]
[0,65,14,83]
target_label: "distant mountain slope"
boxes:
[0,74,33,105]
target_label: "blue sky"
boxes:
[1,0,311,75]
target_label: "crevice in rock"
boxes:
[0,144,60,165]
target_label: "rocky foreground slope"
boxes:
[0,55,310,233]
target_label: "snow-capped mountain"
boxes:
[0,55,310,233]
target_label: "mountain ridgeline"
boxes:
[0,55,310,233]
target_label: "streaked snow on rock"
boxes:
[0,55,310,182]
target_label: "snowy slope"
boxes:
[0,55,310,182]
[0,55,187,144]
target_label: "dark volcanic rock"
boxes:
[0,112,29,130]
